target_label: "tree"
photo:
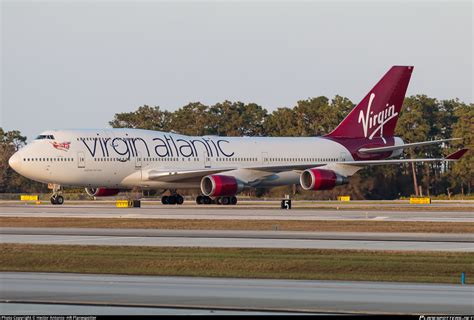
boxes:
[109,105,172,131]
[0,128,46,193]
[448,103,473,195]
[171,102,214,136]
[208,101,268,136]
[395,95,433,195]
[263,107,300,136]
[0,128,25,191]
[264,95,353,137]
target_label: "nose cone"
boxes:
[8,152,22,173]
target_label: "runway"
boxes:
[1,272,473,314]
[2,227,473,251]
[0,303,292,315]
[1,204,473,222]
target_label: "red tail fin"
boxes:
[326,66,413,139]
[445,148,469,160]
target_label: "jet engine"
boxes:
[300,168,348,191]
[85,187,121,197]
[200,175,244,197]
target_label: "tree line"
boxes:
[1,94,472,199]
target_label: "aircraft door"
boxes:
[204,154,211,168]
[78,152,85,168]
[339,152,348,162]
[135,152,142,169]
[262,152,268,165]
[135,152,142,180]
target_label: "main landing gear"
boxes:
[196,195,237,205]
[50,184,64,205]
[161,190,184,205]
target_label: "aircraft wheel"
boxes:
[196,195,204,205]
[221,197,230,205]
[231,196,237,205]
[168,195,177,205]
[56,195,64,205]
[161,196,169,205]
[176,195,184,205]
[203,196,212,205]
[50,196,57,205]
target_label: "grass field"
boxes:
[2,217,473,233]
[1,244,472,284]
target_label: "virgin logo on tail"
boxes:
[358,93,398,140]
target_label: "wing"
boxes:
[143,149,468,182]
[145,168,236,182]
[358,138,460,154]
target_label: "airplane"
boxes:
[8,66,468,205]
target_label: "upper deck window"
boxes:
[35,135,55,140]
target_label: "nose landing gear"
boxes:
[50,184,64,205]
[51,195,64,205]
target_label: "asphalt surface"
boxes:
[0,303,297,315]
[1,204,473,222]
[2,228,473,251]
[3,227,473,241]
[1,272,472,314]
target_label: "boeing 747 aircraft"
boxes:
[8,66,468,205]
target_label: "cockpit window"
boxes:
[35,135,55,140]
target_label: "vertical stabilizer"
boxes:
[326,66,413,139]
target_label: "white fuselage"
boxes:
[9,128,371,190]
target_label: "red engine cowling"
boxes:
[85,187,121,197]
[300,169,348,191]
[200,175,244,197]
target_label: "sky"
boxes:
[1,0,472,141]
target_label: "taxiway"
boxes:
[1,204,473,222]
[1,227,473,251]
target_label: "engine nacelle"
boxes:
[85,187,121,197]
[200,175,244,197]
[300,169,348,191]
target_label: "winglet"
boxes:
[445,148,469,160]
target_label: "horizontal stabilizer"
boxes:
[341,148,469,166]
[445,148,469,160]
